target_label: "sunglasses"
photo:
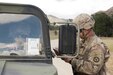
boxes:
[80,29,84,32]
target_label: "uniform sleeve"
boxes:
[71,44,105,74]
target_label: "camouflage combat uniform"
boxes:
[71,35,110,75]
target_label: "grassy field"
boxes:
[100,37,113,75]
[49,30,59,40]
[101,37,113,52]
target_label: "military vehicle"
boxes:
[0,3,79,75]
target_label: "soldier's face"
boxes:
[80,29,84,39]
[80,29,90,39]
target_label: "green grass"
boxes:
[101,37,113,52]
[49,32,113,52]
[49,30,59,40]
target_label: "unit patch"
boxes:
[93,57,100,62]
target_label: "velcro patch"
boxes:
[93,57,100,62]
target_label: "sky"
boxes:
[1,0,113,19]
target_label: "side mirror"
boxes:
[59,25,77,55]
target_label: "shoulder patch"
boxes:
[88,49,104,64]
[93,57,100,63]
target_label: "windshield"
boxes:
[0,14,43,56]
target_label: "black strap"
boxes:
[0,60,6,75]
[72,66,88,75]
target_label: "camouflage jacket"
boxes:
[71,35,110,75]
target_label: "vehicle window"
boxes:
[0,14,43,56]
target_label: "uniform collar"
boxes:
[85,35,97,45]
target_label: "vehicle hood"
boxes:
[0,60,57,75]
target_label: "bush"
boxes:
[92,12,113,37]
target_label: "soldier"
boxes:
[53,13,110,75]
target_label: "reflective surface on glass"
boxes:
[0,14,42,56]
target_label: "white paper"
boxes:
[27,38,40,55]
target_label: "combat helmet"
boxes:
[73,13,95,29]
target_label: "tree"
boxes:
[92,12,113,37]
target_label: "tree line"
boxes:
[92,12,113,37]
[49,12,113,37]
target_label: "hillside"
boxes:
[105,7,113,16]
[94,6,113,17]
[47,6,113,22]
[47,15,67,23]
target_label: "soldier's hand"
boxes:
[53,48,61,56]
[61,55,73,64]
